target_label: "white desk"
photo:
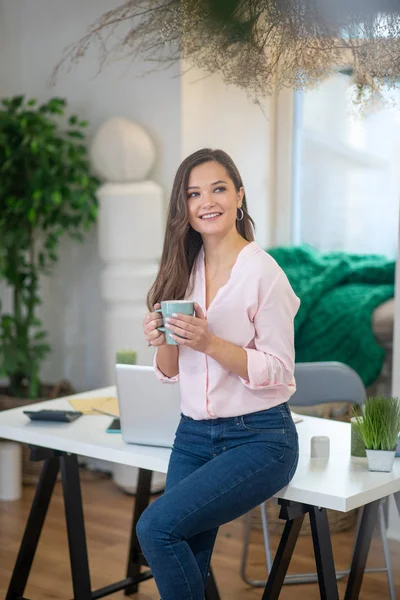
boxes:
[0,387,171,473]
[1,387,400,600]
[2,387,400,513]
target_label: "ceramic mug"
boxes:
[156,300,195,345]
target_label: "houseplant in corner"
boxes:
[0,95,98,479]
[352,396,400,472]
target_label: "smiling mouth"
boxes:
[199,212,222,220]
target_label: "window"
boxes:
[292,73,400,257]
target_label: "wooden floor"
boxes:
[1,469,400,599]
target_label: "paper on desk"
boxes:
[290,411,303,424]
[68,396,119,416]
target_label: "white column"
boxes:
[387,218,400,541]
[90,118,167,492]
[392,222,400,398]
[97,181,163,383]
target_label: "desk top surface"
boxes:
[1,386,400,512]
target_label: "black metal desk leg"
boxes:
[344,500,380,600]
[125,468,153,595]
[309,506,339,600]
[205,567,220,600]
[6,455,60,600]
[60,453,92,600]
[262,514,304,600]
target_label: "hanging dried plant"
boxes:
[52,0,400,102]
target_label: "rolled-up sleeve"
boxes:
[240,272,300,390]
[153,349,179,383]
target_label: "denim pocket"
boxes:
[239,406,286,434]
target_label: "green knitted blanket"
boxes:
[267,245,395,386]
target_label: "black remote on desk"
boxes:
[23,410,83,423]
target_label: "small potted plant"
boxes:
[352,396,400,472]
[116,350,137,365]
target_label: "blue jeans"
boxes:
[136,402,299,600]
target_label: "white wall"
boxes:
[181,64,275,249]
[0,0,181,391]
[0,1,22,94]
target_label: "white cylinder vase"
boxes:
[0,442,22,501]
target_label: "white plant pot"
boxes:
[366,449,396,472]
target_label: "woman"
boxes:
[138,148,300,599]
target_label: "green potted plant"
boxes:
[0,95,99,404]
[352,396,400,472]
[116,350,137,365]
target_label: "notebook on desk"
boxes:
[69,396,119,416]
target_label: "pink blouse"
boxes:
[153,242,300,420]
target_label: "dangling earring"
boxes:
[237,207,244,221]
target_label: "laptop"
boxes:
[115,364,181,448]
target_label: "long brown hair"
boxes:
[146,148,255,310]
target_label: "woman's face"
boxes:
[186,161,244,238]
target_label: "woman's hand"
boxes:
[143,304,166,347]
[164,303,214,353]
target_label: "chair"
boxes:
[240,361,396,600]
